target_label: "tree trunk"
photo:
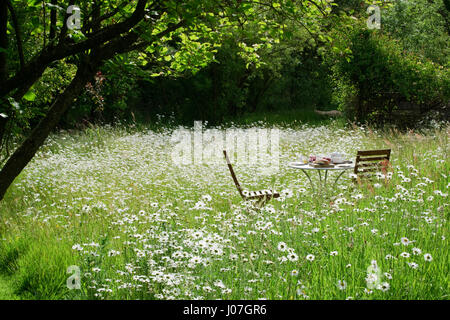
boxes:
[0,0,7,82]
[0,0,9,146]
[0,60,99,200]
[49,0,57,41]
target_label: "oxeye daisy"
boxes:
[424,253,433,262]
[377,282,390,292]
[306,254,315,262]
[401,237,410,246]
[288,252,299,262]
[291,269,299,276]
[412,247,422,255]
[250,253,258,260]
[201,194,212,202]
[400,252,410,258]
[72,244,83,251]
[277,242,288,252]
[336,280,347,290]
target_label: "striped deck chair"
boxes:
[223,150,280,206]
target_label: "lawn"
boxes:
[0,121,448,300]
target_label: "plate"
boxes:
[312,163,335,168]
[289,162,308,166]
[333,160,352,164]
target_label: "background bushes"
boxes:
[329,27,449,128]
[13,0,450,132]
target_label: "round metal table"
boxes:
[288,161,355,194]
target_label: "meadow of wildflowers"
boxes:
[0,121,448,300]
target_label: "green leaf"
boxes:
[7,97,20,110]
[23,90,37,102]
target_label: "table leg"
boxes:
[300,169,315,193]
[333,170,346,189]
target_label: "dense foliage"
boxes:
[329,26,450,127]
[49,0,449,128]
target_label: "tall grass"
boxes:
[0,121,448,300]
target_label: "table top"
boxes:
[288,161,355,171]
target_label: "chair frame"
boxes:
[354,149,391,183]
[223,150,280,206]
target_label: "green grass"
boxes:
[0,275,19,300]
[0,120,448,300]
[223,108,342,127]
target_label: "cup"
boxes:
[331,152,345,164]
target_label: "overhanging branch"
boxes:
[6,0,24,68]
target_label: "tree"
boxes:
[0,0,339,201]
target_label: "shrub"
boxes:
[330,27,450,128]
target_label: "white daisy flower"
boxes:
[377,282,390,292]
[306,254,315,262]
[400,252,410,258]
[277,242,288,252]
[424,253,433,262]
[400,237,410,246]
[337,280,347,290]
[288,252,299,262]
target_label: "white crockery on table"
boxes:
[331,151,345,164]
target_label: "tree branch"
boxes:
[81,0,132,34]
[6,0,24,68]
[1,0,149,99]
[0,56,100,201]
[49,0,57,41]
[0,0,8,82]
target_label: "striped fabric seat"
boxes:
[243,190,278,199]
[223,150,280,206]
